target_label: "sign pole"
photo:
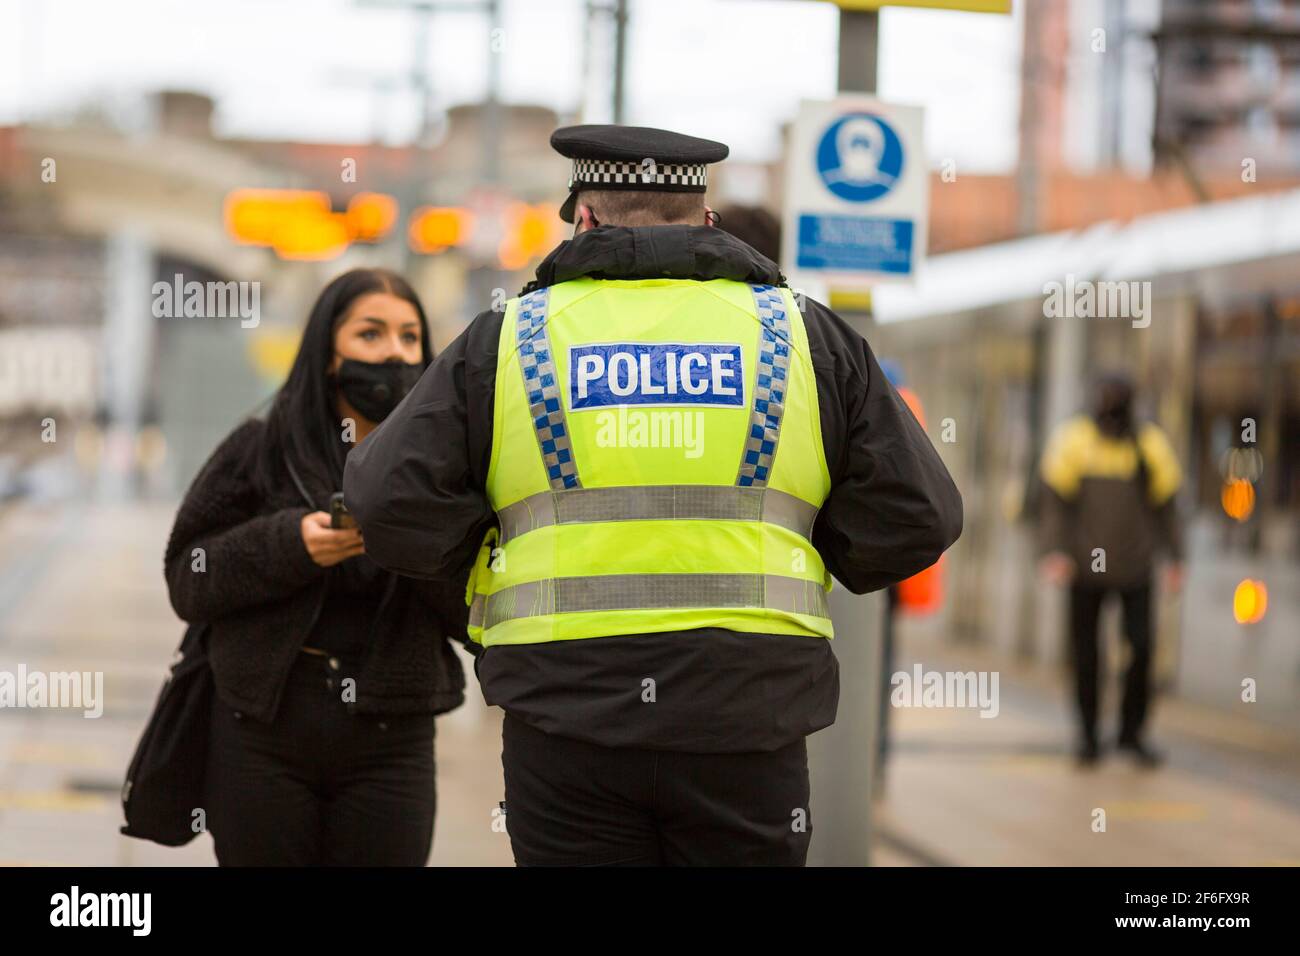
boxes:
[837,7,879,94]
[805,9,885,869]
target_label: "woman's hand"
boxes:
[300,511,365,567]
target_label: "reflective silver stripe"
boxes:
[468,591,485,629]
[497,485,818,544]
[483,573,829,628]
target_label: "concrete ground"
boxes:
[1,500,1297,866]
[874,633,1300,866]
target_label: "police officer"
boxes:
[344,124,963,866]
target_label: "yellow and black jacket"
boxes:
[1039,414,1183,587]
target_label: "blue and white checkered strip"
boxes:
[515,288,581,490]
[737,284,793,487]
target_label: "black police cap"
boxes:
[551,124,729,222]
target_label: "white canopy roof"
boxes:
[871,186,1300,324]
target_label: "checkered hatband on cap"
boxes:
[568,159,708,191]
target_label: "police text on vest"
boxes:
[570,343,745,409]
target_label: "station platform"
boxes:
[1,501,1297,866]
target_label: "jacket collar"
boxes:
[522,224,785,294]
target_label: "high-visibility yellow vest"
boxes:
[466,277,834,648]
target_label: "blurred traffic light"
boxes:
[225,189,333,247]
[499,203,559,271]
[271,211,350,261]
[227,191,554,262]
[224,189,349,260]
[1232,579,1268,625]
[1219,446,1263,483]
[346,192,399,243]
[1220,478,1256,522]
[409,206,473,254]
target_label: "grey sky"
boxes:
[0,0,1021,171]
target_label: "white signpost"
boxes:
[782,97,928,289]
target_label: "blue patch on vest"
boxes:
[569,343,745,410]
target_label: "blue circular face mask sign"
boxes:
[815,113,904,203]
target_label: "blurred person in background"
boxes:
[163,268,470,866]
[1038,371,1184,769]
[717,204,782,263]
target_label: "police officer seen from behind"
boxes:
[344,125,963,866]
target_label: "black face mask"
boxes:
[334,358,424,424]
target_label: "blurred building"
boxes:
[1154,0,1300,175]
[858,0,1300,735]
[1,6,1295,736]
[0,90,568,494]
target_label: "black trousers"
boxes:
[1067,581,1154,747]
[500,712,812,866]
[205,650,437,866]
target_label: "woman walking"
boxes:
[164,268,469,865]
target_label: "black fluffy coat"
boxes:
[164,419,469,723]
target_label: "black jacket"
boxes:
[344,225,962,752]
[164,419,469,724]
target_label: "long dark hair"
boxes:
[254,268,432,505]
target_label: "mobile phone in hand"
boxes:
[330,492,357,530]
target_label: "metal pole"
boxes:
[612,0,629,124]
[483,0,502,184]
[807,586,884,866]
[466,0,504,327]
[837,9,879,94]
[98,229,152,502]
[805,6,883,869]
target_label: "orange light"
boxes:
[271,211,350,261]
[346,192,399,243]
[409,207,472,254]
[1221,478,1256,522]
[497,242,529,272]
[498,203,558,270]
[516,204,554,255]
[1232,579,1268,625]
[225,189,333,247]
